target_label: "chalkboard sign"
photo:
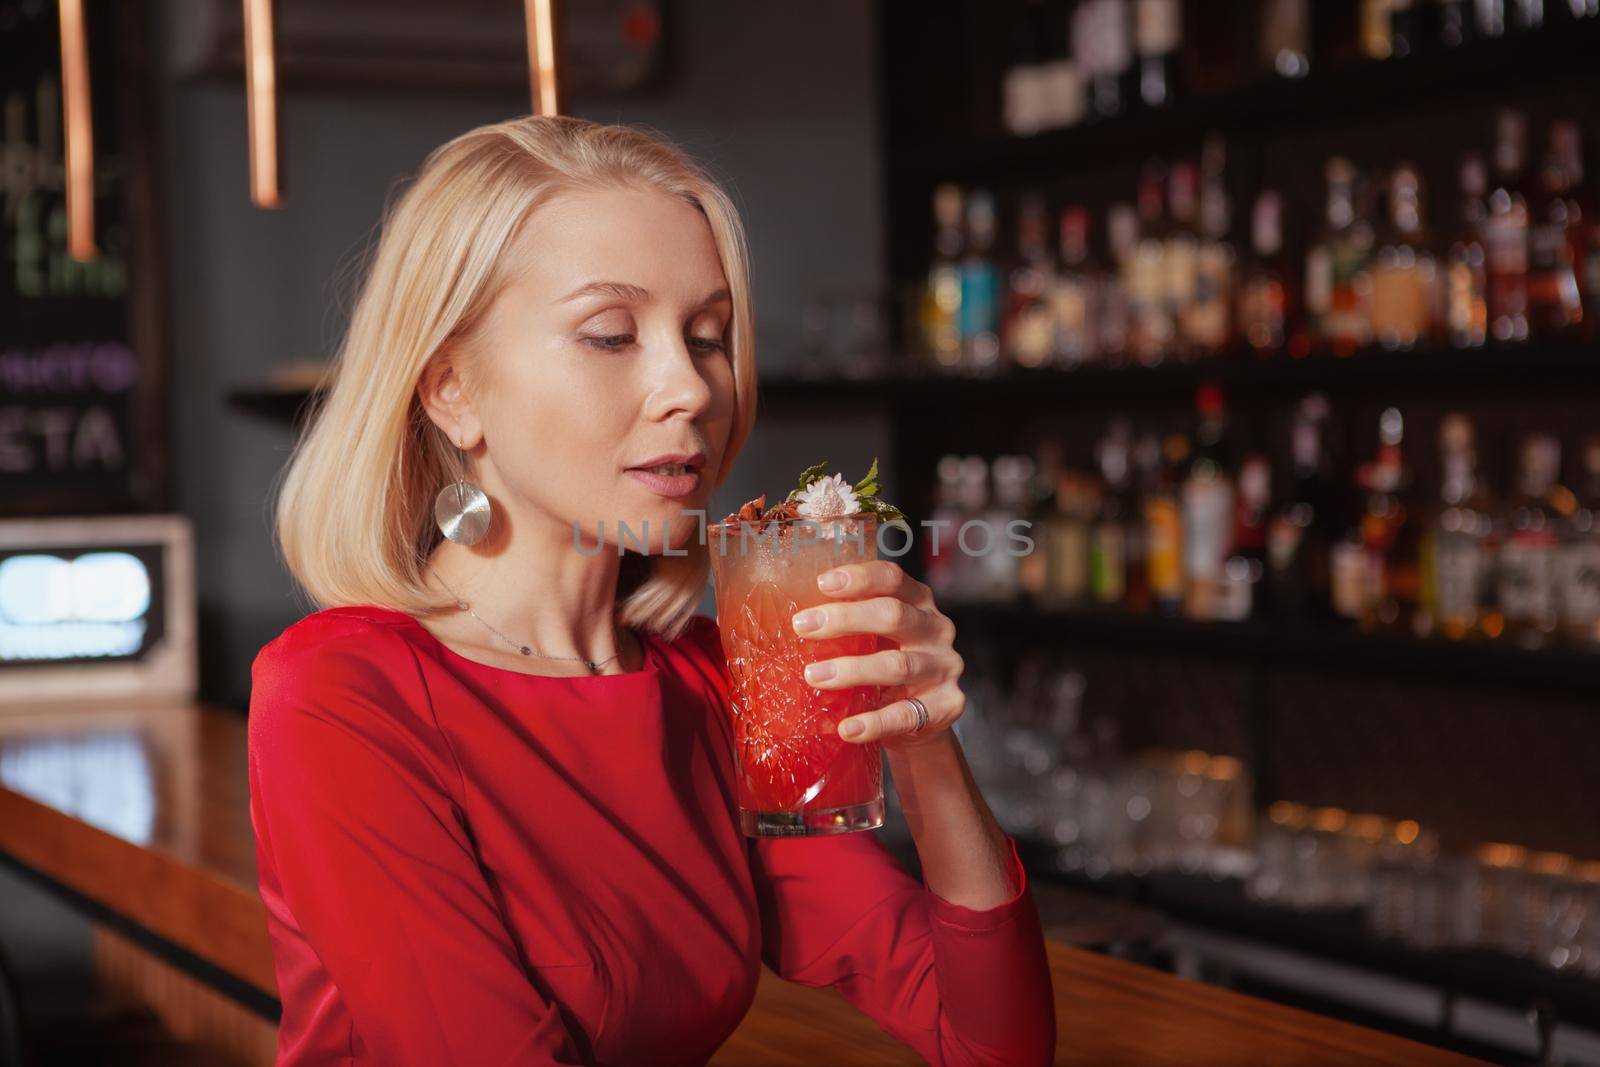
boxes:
[1,0,168,517]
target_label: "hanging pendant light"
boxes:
[57,0,96,261]
[524,0,564,116]
[242,0,282,208]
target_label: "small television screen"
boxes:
[0,515,196,705]
[0,542,168,667]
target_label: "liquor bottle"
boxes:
[1074,0,1133,119]
[1128,164,1175,366]
[1497,433,1565,648]
[1181,384,1238,620]
[1090,419,1135,606]
[1134,0,1183,108]
[1389,0,1420,56]
[980,455,1033,604]
[1019,439,1064,605]
[1238,190,1289,355]
[1306,158,1374,356]
[1475,0,1507,34]
[924,455,968,600]
[1045,470,1095,608]
[1485,110,1531,343]
[1260,0,1312,77]
[1002,0,1051,137]
[1038,0,1087,131]
[959,190,1004,375]
[1001,192,1060,370]
[1422,0,1474,47]
[1444,154,1490,349]
[1368,163,1438,350]
[1509,0,1545,29]
[1165,160,1204,361]
[1101,203,1138,366]
[1556,436,1600,646]
[1417,413,1494,640]
[919,184,964,369]
[1218,453,1271,621]
[1330,524,1376,625]
[1267,394,1338,621]
[1359,407,1420,632]
[1186,135,1236,358]
[1125,432,1159,612]
[1527,120,1586,338]
[951,454,989,603]
[1361,0,1398,58]
[1049,206,1102,368]
[1145,433,1189,616]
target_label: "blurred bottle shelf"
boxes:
[943,602,1600,690]
[924,16,1600,183]
[1018,836,1600,1039]
[769,338,1600,406]
[231,335,1600,429]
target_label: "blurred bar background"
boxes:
[4,1,1600,1064]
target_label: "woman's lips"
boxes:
[625,467,702,498]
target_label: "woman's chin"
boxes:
[607,506,703,555]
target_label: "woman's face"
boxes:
[449,186,737,554]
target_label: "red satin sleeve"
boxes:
[247,621,588,1065]
[685,615,1057,1067]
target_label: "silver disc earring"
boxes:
[433,439,492,546]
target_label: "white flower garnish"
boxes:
[793,472,861,521]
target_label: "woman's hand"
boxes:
[790,559,964,752]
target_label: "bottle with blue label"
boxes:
[959,189,1003,376]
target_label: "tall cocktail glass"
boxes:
[707,514,887,837]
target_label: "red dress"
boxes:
[247,605,1056,1066]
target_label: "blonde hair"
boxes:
[271,115,757,641]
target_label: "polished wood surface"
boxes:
[709,944,1486,1067]
[0,699,273,994]
[0,701,1488,1065]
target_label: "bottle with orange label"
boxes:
[1145,433,1189,616]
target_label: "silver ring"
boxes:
[905,696,930,734]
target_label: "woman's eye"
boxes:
[582,334,726,353]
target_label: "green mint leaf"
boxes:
[853,458,880,493]
[795,461,828,491]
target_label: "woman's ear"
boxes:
[418,352,482,450]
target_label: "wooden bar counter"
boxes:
[0,702,1487,1066]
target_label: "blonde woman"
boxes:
[249,115,1055,1066]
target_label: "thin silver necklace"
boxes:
[425,563,626,675]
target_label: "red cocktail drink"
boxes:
[708,515,886,836]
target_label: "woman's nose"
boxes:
[647,337,714,418]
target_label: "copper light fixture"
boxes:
[242,0,282,208]
[524,0,563,117]
[57,0,96,261]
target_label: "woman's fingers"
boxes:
[802,644,948,690]
[790,595,939,641]
[837,686,962,744]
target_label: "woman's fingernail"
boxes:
[840,719,865,739]
[804,661,836,684]
[792,610,822,633]
[818,570,847,592]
